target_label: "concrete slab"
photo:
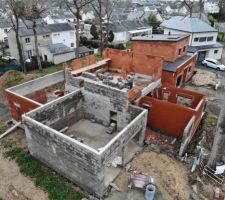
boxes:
[65,119,119,150]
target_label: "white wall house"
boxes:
[8,23,76,61]
[41,43,75,64]
[162,16,224,61]
[0,21,11,42]
[204,1,220,14]
[111,21,152,44]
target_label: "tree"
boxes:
[147,13,161,30]
[182,0,195,17]
[23,0,47,72]
[91,0,104,53]
[108,30,114,43]
[7,0,26,72]
[207,98,225,168]
[90,23,98,39]
[218,0,225,22]
[0,41,7,56]
[103,0,118,47]
[64,0,93,58]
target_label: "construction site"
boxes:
[1,34,225,200]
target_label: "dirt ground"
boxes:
[114,151,192,200]
[0,129,48,200]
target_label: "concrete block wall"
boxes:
[23,116,105,197]
[83,80,130,130]
[28,90,84,131]
[100,108,148,164]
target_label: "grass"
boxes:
[126,42,131,49]
[0,122,9,135]
[94,53,102,62]
[0,139,84,200]
[205,116,218,127]
[4,74,24,88]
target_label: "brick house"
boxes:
[131,34,197,87]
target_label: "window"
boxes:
[194,37,199,42]
[27,50,32,59]
[188,67,192,72]
[53,33,60,36]
[4,29,8,33]
[183,46,186,52]
[199,37,206,42]
[207,36,213,41]
[178,48,182,55]
[25,37,30,44]
[43,34,50,39]
[71,43,74,47]
[214,49,218,54]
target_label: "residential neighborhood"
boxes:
[0,0,225,200]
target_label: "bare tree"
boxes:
[91,0,104,54]
[207,99,225,168]
[182,0,195,17]
[64,0,93,58]
[7,0,26,72]
[23,0,47,72]
[103,0,118,47]
[199,0,205,19]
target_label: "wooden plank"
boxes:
[0,122,21,139]
[71,58,111,75]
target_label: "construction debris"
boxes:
[192,69,220,87]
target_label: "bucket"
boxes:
[145,184,156,200]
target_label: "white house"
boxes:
[41,43,75,64]
[162,16,224,61]
[204,0,220,14]
[0,20,11,42]
[110,20,152,44]
[8,23,76,60]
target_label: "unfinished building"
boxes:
[5,34,207,198]
[22,79,147,198]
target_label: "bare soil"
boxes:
[0,129,48,200]
[114,152,192,200]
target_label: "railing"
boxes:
[199,161,225,185]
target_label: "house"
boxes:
[131,34,197,88]
[0,19,11,42]
[41,43,75,64]
[204,0,220,14]
[161,16,224,61]
[44,12,75,24]
[7,23,76,61]
[110,20,152,44]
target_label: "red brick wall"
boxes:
[131,36,189,62]
[5,91,41,121]
[102,48,163,80]
[162,55,197,87]
[140,87,206,138]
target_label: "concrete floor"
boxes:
[65,119,118,150]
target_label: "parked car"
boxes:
[202,58,225,71]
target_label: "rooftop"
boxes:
[42,43,74,55]
[161,16,218,33]
[163,55,193,72]
[188,42,224,53]
[18,23,74,37]
[131,34,189,42]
